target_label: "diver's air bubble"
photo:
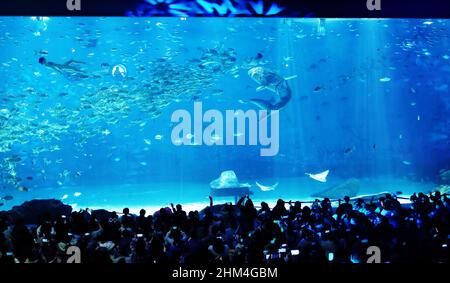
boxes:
[111,64,128,79]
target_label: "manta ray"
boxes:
[306,170,329,183]
[255,181,279,192]
[247,66,294,110]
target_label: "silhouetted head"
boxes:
[276,199,285,207]
[212,237,225,254]
[176,204,182,211]
[123,208,130,215]
[344,196,350,203]
[245,198,254,210]
[139,209,146,217]
[261,201,269,210]
[38,57,47,64]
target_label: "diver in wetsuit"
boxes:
[38,57,89,80]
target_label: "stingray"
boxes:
[306,170,329,183]
[255,181,278,192]
[311,178,360,199]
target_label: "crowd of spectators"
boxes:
[0,191,448,263]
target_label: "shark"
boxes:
[247,66,294,111]
[311,178,360,199]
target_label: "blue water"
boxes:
[0,18,449,212]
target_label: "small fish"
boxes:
[140,161,147,166]
[340,96,349,101]
[313,86,322,92]
[74,192,82,197]
[143,139,152,145]
[154,134,163,140]
[26,176,33,180]
[379,77,391,82]
[402,161,411,165]
[284,75,298,81]
[61,194,69,200]
[17,185,29,192]
[2,195,13,201]
[211,89,224,96]
[113,157,121,162]
[344,146,355,154]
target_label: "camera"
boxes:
[328,252,334,261]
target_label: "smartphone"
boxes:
[442,244,448,248]
[85,232,90,236]
[137,233,143,238]
[328,252,334,261]
[291,250,299,256]
[278,248,286,253]
[265,254,271,260]
[42,239,49,243]
[61,215,66,219]
[6,252,13,256]
[67,233,73,236]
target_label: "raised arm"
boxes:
[237,195,246,208]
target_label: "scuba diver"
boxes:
[38,57,90,80]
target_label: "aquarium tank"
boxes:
[0,17,449,213]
